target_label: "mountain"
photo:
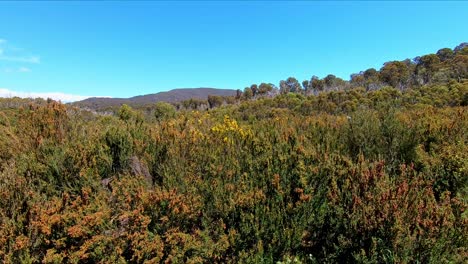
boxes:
[72,88,236,110]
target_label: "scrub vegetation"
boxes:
[0,43,467,263]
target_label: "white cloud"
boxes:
[0,55,40,64]
[2,67,32,73]
[0,88,104,103]
[0,39,40,64]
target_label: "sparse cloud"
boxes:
[0,88,106,103]
[2,67,32,73]
[0,38,40,65]
[0,55,40,64]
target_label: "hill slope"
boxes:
[73,88,236,109]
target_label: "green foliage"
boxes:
[1,43,467,262]
[380,61,411,89]
[208,95,224,109]
[118,104,133,122]
[105,126,133,173]
[153,101,176,121]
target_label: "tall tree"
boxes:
[208,95,223,108]
[380,61,411,89]
[323,74,346,90]
[416,54,441,84]
[235,89,243,100]
[436,48,454,62]
[283,77,302,93]
[279,80,289,94]
[302,80,309,93]
[258,83,273,96]
[450,54,468,82]
[243,87,253,99]
[250,84,259,97]
[454,42,468,54]
[350,72,365,88]
[310,76,324,92]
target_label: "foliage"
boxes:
[153,102,176,121]
[0,44,467,263]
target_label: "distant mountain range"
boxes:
[72,88,236,110]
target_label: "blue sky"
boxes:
[0,1,467,101]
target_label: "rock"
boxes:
[129,156,152,185]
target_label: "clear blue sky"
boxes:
[0,1,467,100]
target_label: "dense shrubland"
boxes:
[0,43,467,263]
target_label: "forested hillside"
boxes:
[0,43,467,263]
[73,88,236,112]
